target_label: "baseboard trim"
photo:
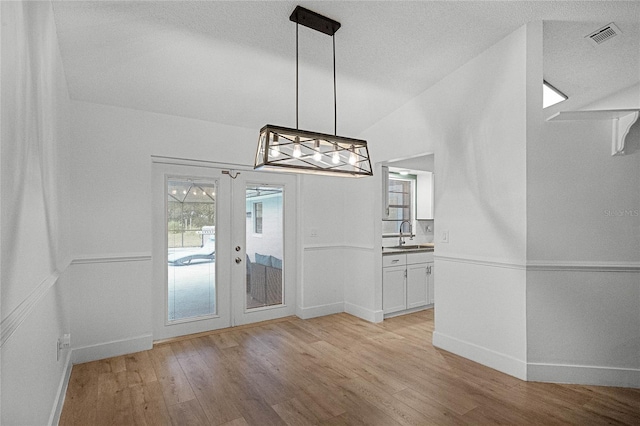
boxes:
[49,351,73,426]
[344,302,384,323]
[297,302,344,319]
[71,334,153,364]
[432,331,527,380]
[383,304,432,319]
[528,362,640,388]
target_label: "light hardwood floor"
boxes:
[60,310,640,425]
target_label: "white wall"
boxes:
[1,1,73,424]
[580,82,640,111]
[527,87,640,387]
[68,101,257,359]
[298,174,348,318]
[68,98,354,351]
[356,19,639,388]
[357,24,537,378]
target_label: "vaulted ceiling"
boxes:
[52,1,639,137]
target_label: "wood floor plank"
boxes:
[61,310,640,426]
[129,381,172,426]
[219,418,250,426]
[149,343,196,406]
[315,379,403,426]
[209,331,240,349]
[310,339,408,394]
[167,399,210,426]
[59,362,100,425]
[338,376,436,426]
[96,371,134,426]
[271,397,323,426]
[176,348,243,425]
[392,386,467,425]
[124,350,157,387]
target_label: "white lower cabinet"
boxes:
[407,263,429,309]
[383,252,434,315]
[382,265,407,314]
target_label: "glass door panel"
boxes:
[153,163,232,341]
[231,171,296,326]
[167,179,217,321]
[245,185,284,310]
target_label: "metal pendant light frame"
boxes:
[254,6,373,177]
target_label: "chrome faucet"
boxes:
[398,220,413,246]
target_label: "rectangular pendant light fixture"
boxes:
[255,125,373,177]
[254,6,373,177]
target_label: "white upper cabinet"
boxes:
[416,171,434,220]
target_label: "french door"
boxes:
[152,162,297,341]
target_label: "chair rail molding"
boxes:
[547,109,640,156]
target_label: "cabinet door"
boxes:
[383,266,406,314]
[427,262,435,305]
[416,172,434,220]
[406,263,428,309]
[382,165,390,219]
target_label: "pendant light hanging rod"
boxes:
[291,6,340,134]
[333,34,337,136]
[296,22,299,130]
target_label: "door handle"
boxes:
[235,257,242,264]
[235,246,241,252]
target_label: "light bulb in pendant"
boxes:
[292,137,302,158]
[348,145,357,165]
[270,134,280,157]
[332,145,340,164]
[313,140,322,161]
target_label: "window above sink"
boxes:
[382,164,434,235]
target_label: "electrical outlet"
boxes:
[57,334,71,361]
[440,230,449,243]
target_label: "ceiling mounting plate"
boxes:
[290,6,341,36]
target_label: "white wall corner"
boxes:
[433,331,528,381]
[344,302,384,323]
[71,334,153,364]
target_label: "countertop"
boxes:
[382,244,435,255]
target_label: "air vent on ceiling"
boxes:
[585,23,621,46]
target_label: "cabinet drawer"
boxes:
[383,254,406,267]
[406,251,433,265]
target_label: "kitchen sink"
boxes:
[389,244,434,250]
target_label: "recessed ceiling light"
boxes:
[543,80,567,108]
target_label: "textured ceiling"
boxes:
[51,1,640,136]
